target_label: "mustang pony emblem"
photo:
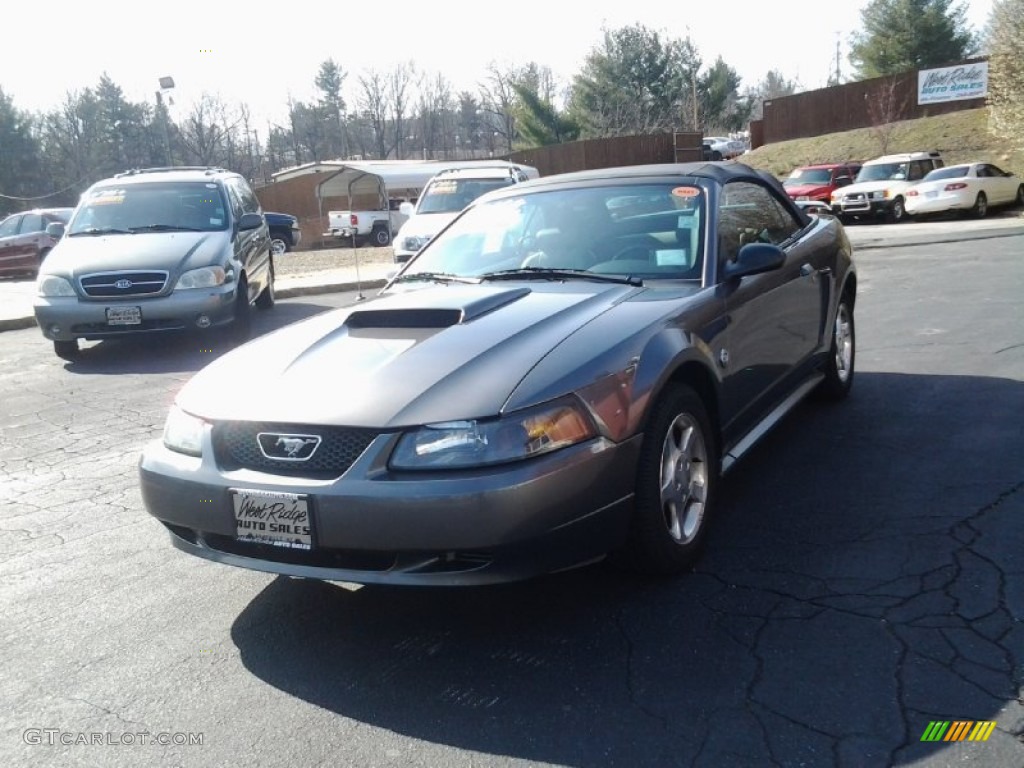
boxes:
[256,433,322,461]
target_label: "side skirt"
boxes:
[721,373,824,474]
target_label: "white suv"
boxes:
[392,165,538,263]
[830,151,944,224]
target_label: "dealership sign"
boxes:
[918,62,988,104]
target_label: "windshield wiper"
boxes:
[129,224,206,233]
[69,227,134,236]
[391,271,478,285]
[479,267,643,286]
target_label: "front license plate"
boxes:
[231,489,313,550]
[106,306,141,325]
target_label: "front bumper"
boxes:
[34,284,239,341]
[139,430,640,586]
[832,197,893,217]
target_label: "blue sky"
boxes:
[3,0,995,129]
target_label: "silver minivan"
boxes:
[34,167,275,360]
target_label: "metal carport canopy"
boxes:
[314,159,529,205]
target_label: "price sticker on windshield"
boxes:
[672,186,701,198]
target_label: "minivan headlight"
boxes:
[37,275,76,297]
[390,398,596,470]
[175,266,226,290]
[162,405,207,457]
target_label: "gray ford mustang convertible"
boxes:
[140,162,856,585]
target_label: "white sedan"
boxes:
[905,163,1024,218]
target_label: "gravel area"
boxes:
[276,246,395,277]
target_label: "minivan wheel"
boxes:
[255,257,275,310]
[54,339,79,361]
[619,384,718,576]
[230,280,252,341]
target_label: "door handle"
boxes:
[800,263,814,277]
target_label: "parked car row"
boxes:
[784,151,1024,224]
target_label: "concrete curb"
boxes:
[850,225,1024,251]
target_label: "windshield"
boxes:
[923,165,969,181]
[400,183,706,281]
[68,181,229,235]
[416,178,516,214]
[855,163,909,183]
[784,168,832,186]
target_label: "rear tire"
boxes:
[371,226,390,246]
[269,234,289,255]
[619,385,718,576]
[54,339,79,361]
[971,192,988,219]
[1016,185,1024,208]
[817,293,855,401]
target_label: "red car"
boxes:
[0,208,74,278]
[783,163,862,203]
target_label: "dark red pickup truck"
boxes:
[783,163,862,203]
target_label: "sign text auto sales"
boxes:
[917,62,988,105]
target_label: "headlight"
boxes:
[174,266,226,290]
[390,398,597,470]
[402,235,430,251]
[162,405,207,457]
[37,275,76,297]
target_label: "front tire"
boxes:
[887,197,906,223]
[54,339,79,361]
[229,279,252,342]
[255,257,275,310]
[817,293,855,400]
[269,234,289,255]
[620,385,718,576]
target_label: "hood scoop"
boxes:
[345,285,531,329]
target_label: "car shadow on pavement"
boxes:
[59,300,339,375]
[230,371,1024,767]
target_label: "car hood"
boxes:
[177,281,644,427]
[396,212,459,241]
[41,231,228,280]
[785,183,831,198]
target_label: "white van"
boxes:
[392,164,539,263]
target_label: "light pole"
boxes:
[156,76,175,166]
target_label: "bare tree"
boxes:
[864,77,909,154]
[178,93,241,166]
[389,62,418,159]
[357,69,390,159]
[479,62,520,154]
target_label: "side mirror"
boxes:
[45,222,66,240]
[399,202,415,217]
[238,212,263,231]
[722,242,786,281]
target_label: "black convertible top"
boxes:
[486,161,810,225]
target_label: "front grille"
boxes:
[80,271,168,297]
[212,421,380,478]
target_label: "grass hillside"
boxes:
[741,108,1024,180]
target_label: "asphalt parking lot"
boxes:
[1,223,1022,766]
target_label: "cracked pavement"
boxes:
[1,236,1022,767]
